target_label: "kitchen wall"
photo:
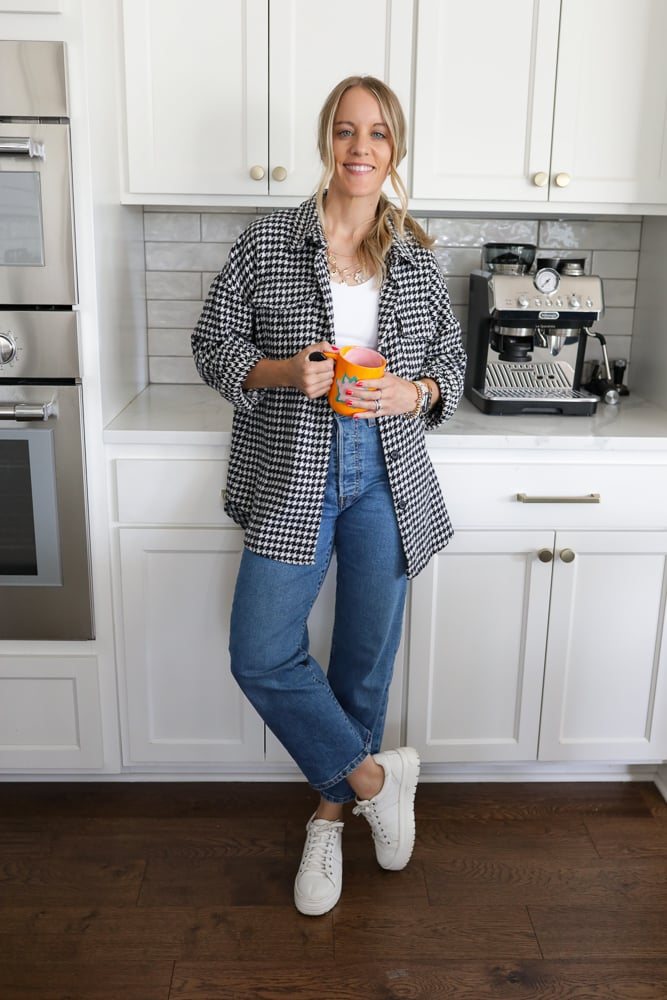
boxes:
[143,209,640,386]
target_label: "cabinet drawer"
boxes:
[116,459,233,524]
[437,461,667,529]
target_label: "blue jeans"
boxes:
[229,415,408,803]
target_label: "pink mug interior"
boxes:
[343,347,385,367]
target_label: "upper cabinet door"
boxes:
[122,0,269,197]
[411,0,560,202]
[122,0,414,202]
[550,0,667,205]
[268,0,414,198]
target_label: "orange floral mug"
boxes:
[315,346,386,415]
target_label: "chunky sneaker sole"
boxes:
[294,814,343,916]
[353,746,420,871]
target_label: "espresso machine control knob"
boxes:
[0,333,17,364]
[569,295,581,308]
[517,294,530,308]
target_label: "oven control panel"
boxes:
[0,311,79,379]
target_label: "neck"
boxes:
[322,189,380,246]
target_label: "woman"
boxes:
[192,76,466,916]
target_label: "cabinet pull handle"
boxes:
[516,493,600,504]
[537,548,554,563]
[560,548,576,563]
[249,165,266,181]
[271,165,287,182]
[554,172,571,188]
[533,171,548,187]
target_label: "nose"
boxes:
[350,132,370,155]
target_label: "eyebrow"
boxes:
[334,119,388,128]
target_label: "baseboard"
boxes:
[654,762,667,802]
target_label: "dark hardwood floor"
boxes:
[0,779,666,999]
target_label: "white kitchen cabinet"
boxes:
[412,0,667,207]
[121,0,413,202]
[407,530,553,762]
[407,460,667,764]
[117,525,267,764]
[0,654,104,769]
[113,455,404,768]
[539,530,667,761]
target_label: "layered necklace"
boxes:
[326,246,367,286]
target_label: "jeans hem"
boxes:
[312,742,371,803]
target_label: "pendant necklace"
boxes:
[326,247,367,286]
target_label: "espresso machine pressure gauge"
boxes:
[534,267,560,294]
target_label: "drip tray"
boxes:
[472,363,598,415]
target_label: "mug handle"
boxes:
[309,350,338,361]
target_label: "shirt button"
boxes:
[396,498,408,511]
[388,449,400,462]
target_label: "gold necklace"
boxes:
[326,247,367,285]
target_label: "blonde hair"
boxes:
[315,75,433,285]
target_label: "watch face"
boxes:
[534,267,560,294]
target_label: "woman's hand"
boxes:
[346,372,424,419]
[242,342,337,397]
[288,342,337,399]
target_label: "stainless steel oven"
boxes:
[0,311,92,639]
[0,41,92,640]
[0,40,76,305]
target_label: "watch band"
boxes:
[408,380,432,418]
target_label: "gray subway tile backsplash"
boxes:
[143,208,642,385]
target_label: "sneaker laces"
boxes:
[299,820,342,878]
[352,800,391,846]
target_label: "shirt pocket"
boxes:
[252,285,325,356]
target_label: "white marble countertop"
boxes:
[104,383,667,452]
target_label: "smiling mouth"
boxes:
[344,164,374,174]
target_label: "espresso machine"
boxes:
[465,244,605,415]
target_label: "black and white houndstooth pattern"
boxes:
[191,196,466,580]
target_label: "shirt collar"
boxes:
[291,194,419,268]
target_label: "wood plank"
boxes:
[0,906,333,963]
[529,905,667,958]
[169,958,667,999]
[416,816,601,861]
[584,815,667,858]
[415,781,656,821]
[332,906,541,961]
[0,962,172,1000]
[0,857,145,905]
[423,857,667,907]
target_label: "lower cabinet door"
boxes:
[118,527,265,764]
[0,654,104,769]
[539,530,667,761]
[407,529,554,762]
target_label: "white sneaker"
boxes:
[293,813,344,916]
[353,746,420,871]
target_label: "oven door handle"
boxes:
[0,137,46,159]
[0,402,54,421]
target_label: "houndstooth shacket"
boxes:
[191,196,466,580]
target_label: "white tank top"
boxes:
[330,277,380,350]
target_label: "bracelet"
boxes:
[407,381,424,419]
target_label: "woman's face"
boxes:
[329,86,393,202]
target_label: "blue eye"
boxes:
[372,131,387,140]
